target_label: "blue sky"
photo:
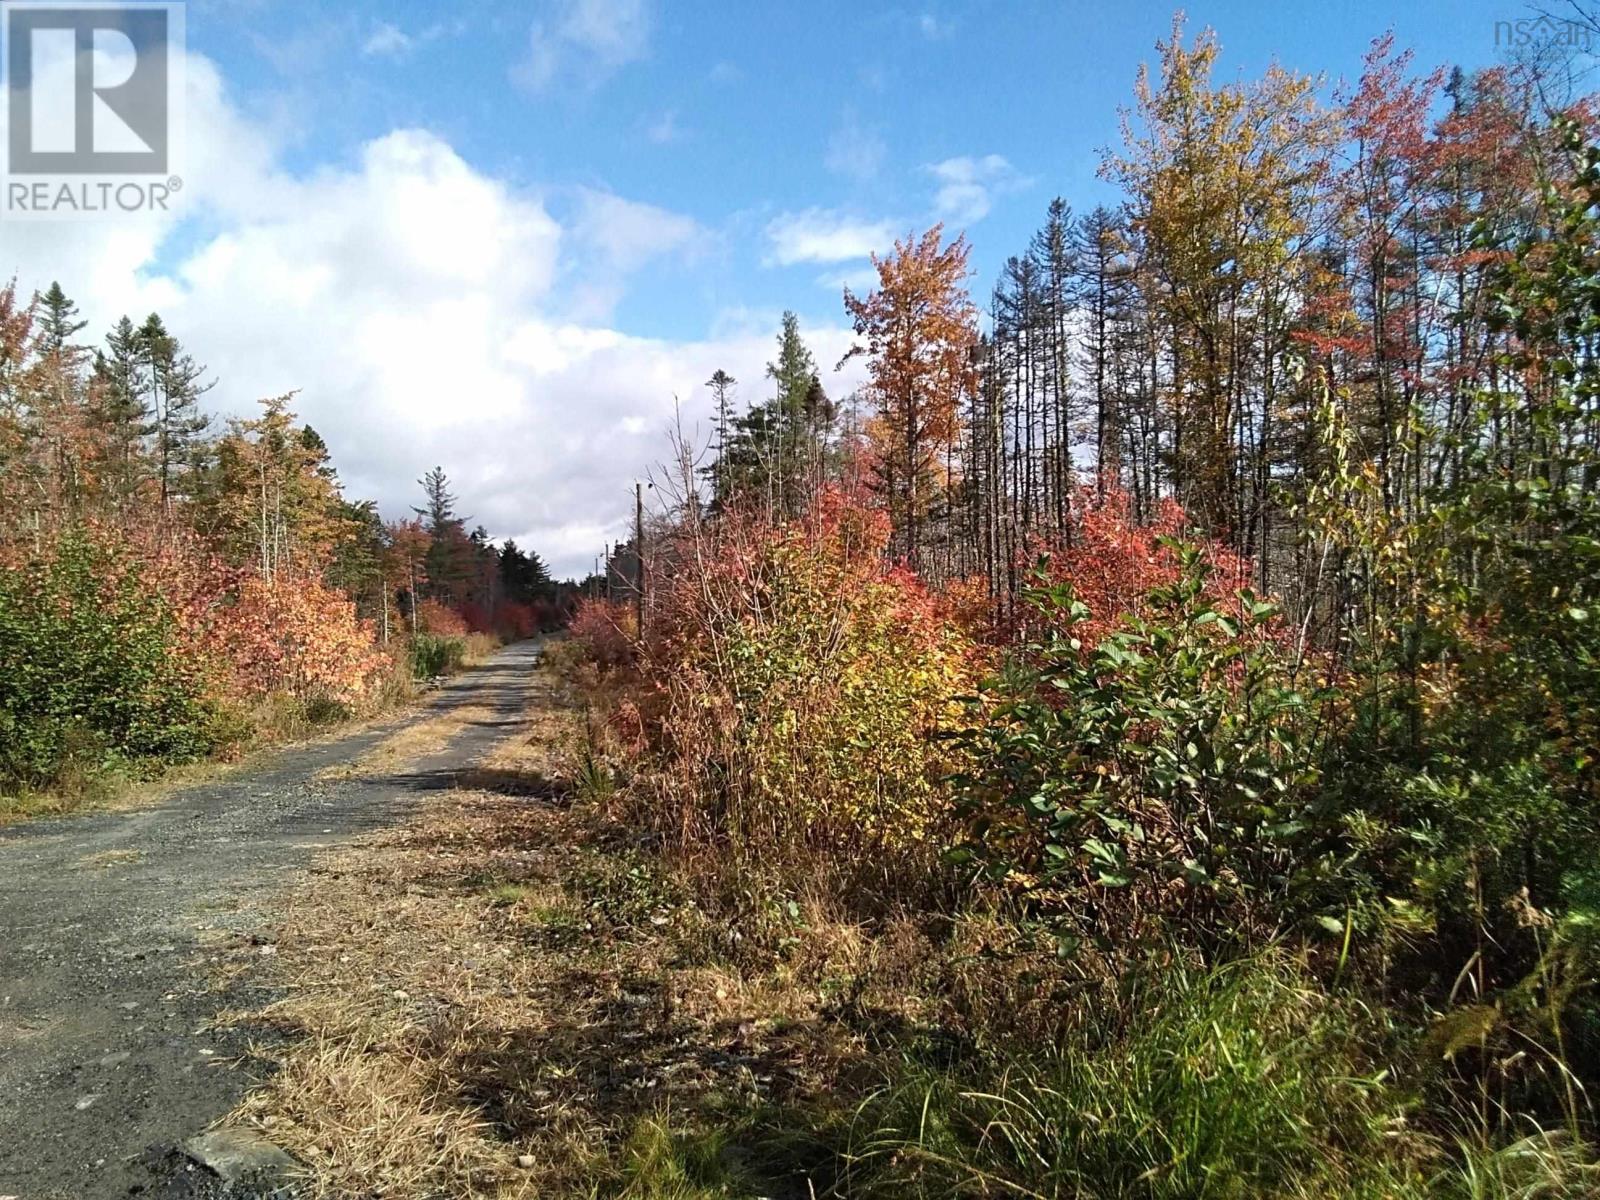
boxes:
[0,0,1560,575]
[187,0,1535,341]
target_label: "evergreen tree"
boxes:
[139,314,212,509]
[36,282,88,362]
[415,466,471,602]
[89,316,152,512]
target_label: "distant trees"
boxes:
[706,312,834,515]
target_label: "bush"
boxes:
[409,633,466,678]
[646,489,976,868]
[950,543,1326,949]
[0,533,218,787]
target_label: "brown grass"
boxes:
[315,703,496,782]
[222,667,1053,1198]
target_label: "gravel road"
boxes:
[0,640,544,1199]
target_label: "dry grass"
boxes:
[222,670,948,1198]
[315,703,496,783]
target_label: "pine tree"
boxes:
[89,317,152,512]
[139,314,212,509]
[36,282,88,362]
[415,466,471,602]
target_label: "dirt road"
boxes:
[0,641,545,1199]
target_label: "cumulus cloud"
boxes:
[926,153,1029,224]
[0,47,864,578]
[764,208,897,267]
[360,22,414,60]
[513,0,654,93]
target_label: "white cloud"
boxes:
[644,109,684,144]
[816,265,882,294]
[919,12,956,39]
[824,111,886,181]
[764,209,897,267]
[361,22,414,59]
[513,0,654,93]
[926,154,1029,224]
[0,47,867,578]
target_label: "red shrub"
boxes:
[1020,487,1263,650]
[569,598,636,668]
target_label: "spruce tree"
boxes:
[140,314,212,508]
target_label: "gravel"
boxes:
[0,641,544,1199]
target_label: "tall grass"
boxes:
[840,955,1410,1199]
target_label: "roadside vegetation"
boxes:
[0,297,573,822]
[8,12,1600,1200]
[222,22,1600,1198]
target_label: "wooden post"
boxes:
[635,481,646,639]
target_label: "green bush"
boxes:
[0,534,217,788]
[949,545,1327,949]
[409,632,466,678]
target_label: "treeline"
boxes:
[562,21,1600,1198]
[0,281,569,797]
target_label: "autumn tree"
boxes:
[1103,14,1336,558]
[197,395,351,579]
[843,226,979,572]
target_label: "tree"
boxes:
[715,314,832,515]
[415,466,471,602]
[197,395,351,579]
[705,368,737,503]
[843,226,979,571]
[36,282,87,362]
[89,317,152,514]
[1102,14,1335,554]
[139,314,212,510]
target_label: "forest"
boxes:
[0,284,571,814]
[552,18,1600,1199]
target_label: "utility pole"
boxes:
[635,481,646,639]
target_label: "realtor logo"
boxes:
[2,2,184,217]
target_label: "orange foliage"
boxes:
[569,597,636,668]
[1020,486,1262,649]
[416,598,468,637]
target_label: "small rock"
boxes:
[183,1129,299,1187]
[118,1001,139,1011]
[197,1048,216,1057]
[259,944,277,956]
[516,1154,535,1169]
[74,1094,101,1111]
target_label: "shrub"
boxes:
[950,543,1326,948]
[569,598,636,668]
[416,598,468,638]
[409,633,465,678]
[0,533,218,787]
[583,489,977,882]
